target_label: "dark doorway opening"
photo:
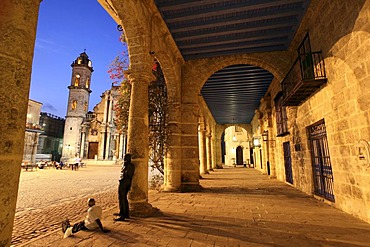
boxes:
[88,142,98,159]
[236,146,243,165]
[283,142,293,184]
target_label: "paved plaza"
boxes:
[12,165,121,246]
[13,166,370,247]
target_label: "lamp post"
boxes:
[262,130,270,175]
[262,130,268,141]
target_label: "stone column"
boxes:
[103,94,109,123]
[107,95,113,123]
[118,133,124,159]
[181,103,202,191]
[266,128,276,178]
[163,102,182,191]
[211,134,217,169]
[216,137,223,168]
[123,132,127,156]
[105,129,111,159]
[206,133,213,172]
[0,1,41,245]
[126,71,153,216]
[80,131,86,158]
[99,127,106,159]
[198,121,208,174]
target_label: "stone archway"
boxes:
[182,51,292,97]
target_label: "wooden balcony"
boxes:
[281,51,327,106]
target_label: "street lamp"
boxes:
[253,137,261,147]
[262,130,268,142]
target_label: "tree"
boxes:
[148,61,168,175]
[108,49,168,175]
[108,54,130,134]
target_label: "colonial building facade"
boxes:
[80,86,126,161]
[23,99,43,163]
[61,52,125,162]
[38,112,65,162]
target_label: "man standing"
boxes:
[114,153,135,221]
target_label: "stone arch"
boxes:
[112,1,153,70]
[152,51,181,102]
[216,124,252,140]
[182,51,292,96]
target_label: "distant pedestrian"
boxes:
[72,154,81,170]
[114,153,135,221]
[62,198,110,238]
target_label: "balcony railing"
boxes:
[281,51,327,106]
[25,122,44,133]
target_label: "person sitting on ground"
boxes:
[62,198,110,238]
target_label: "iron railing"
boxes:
[281,51,326,103]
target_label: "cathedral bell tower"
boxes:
[62,51,93,160]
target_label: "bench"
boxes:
[21,163,37,171]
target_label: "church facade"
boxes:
[61,52,125,162]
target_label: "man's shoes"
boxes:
[62,220,70,233]
[114,217,126,222]
[113,213,120,216]
[63,227,73,238]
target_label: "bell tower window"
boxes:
[71,100,77,110]
[74,74,80,86]
[86,77,90,88]
[77,58,82,64]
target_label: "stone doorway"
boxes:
[308,119,335,202]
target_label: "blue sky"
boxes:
[30,0,124,118]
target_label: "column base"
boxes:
[208,168,214,172]
[200,171,209,175]
[181,184,203,192]
[130,202,157,218]
[163,185,181,192]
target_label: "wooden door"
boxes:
[88,142,98,159]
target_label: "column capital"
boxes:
[125,69,155,84]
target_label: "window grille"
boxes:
[307,119,335,202]
[275,92,289,136]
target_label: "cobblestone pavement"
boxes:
[11,165,121,246]
[17,167,370,247]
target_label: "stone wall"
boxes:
[255,0,370,223]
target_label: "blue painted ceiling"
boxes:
[154,0,310,124]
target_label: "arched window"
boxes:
[71,100,77,110]
[84,102,88,112]
[77,58,82,64]
[85,77,90,88]
[74,74,80,86]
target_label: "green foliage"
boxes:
[148,62,168,175]
[109,55,168,174]
[113,79,131,133]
